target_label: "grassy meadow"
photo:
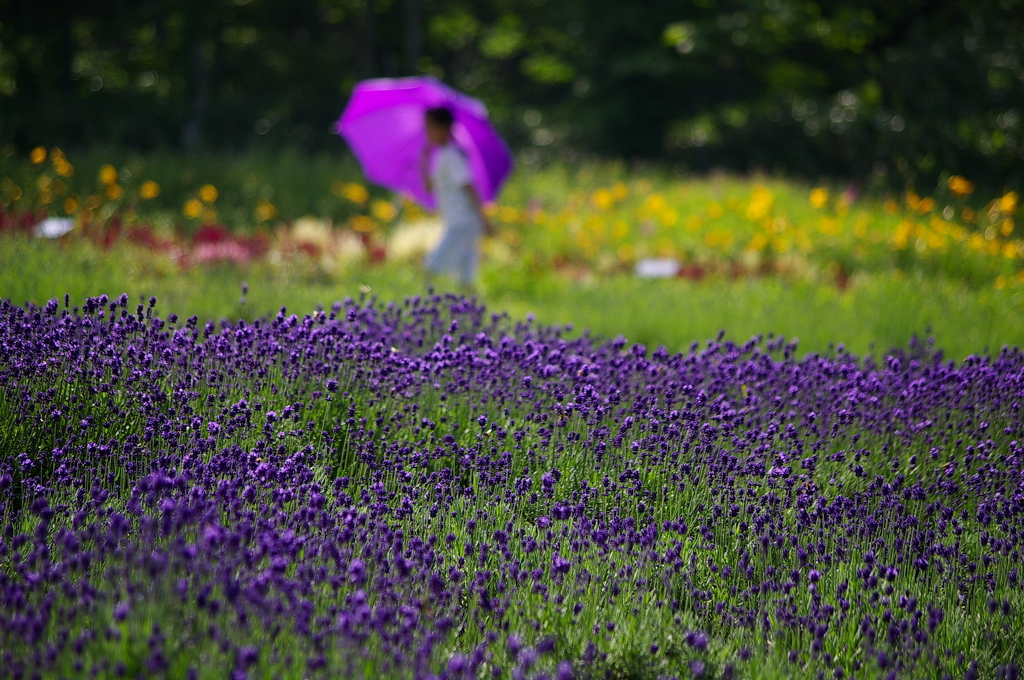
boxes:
[3,233,1024,361]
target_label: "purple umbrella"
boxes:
[334,77,514,210]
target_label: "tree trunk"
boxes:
[359,0,377,79]
[404,0,421,74]
[181,39,210,150]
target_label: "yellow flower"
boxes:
[747,185,774,219]
[30,147,47,164]
[350,214,375,232]
[140,181,161,199]
[254,199,278,222]
[962,207,977,223]
[370,198,397,222]
[947,175,974,196]
[183,198,203,219]
[1003,242,1018,259]
[913,195,937,214]
[809,187,828,209]
[1001,218,1015,236]
[53,157,74,177]
[64,197,78,214]
[660,208,679,227]
[106,184,123,200]
[99,164,118,186]
[1000,191,1018,213]
[893,218,913,249]
[340,182,370,205]
[747,233,769,252]
[199,184,218,203]
[611,182,629,201]
[904,192,934,214]
[707,203,724,219]
[498,205,519,223]
[644,193,666,212]
[884,199,899,214]
[591,188,614,211]
[403,199,424,221]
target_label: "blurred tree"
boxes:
[0,0,1020,194]
[405,0,421,74]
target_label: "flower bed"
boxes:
[1,294,1022,678]
[2,148,1022,289]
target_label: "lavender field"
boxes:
[2,292,1023,679]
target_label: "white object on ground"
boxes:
[33,217,74,238]
[635,258,680,278]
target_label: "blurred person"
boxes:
[420,106,493,289]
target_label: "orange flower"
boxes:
[183,198,203,219]
[999,191,1018,213]
[370,199,397,222]
[199,184,219,203]
[53,157,74,177]
[139,181,160,199]
[947,175,974,196]
[350,214,375,232]
[254,199,278,222]
[99,164,118,186]
[338,182,369,205]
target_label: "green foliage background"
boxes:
[1,0,1022,194]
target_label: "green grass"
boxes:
[3,233,1023,360]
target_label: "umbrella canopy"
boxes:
[335,77,513,210]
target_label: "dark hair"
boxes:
[425,106,454,128]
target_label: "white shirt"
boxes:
[431,144,481,231]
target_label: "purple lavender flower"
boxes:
[685,630,709,651]
[1,293,1021,679]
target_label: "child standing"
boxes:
[420,106,493,288]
